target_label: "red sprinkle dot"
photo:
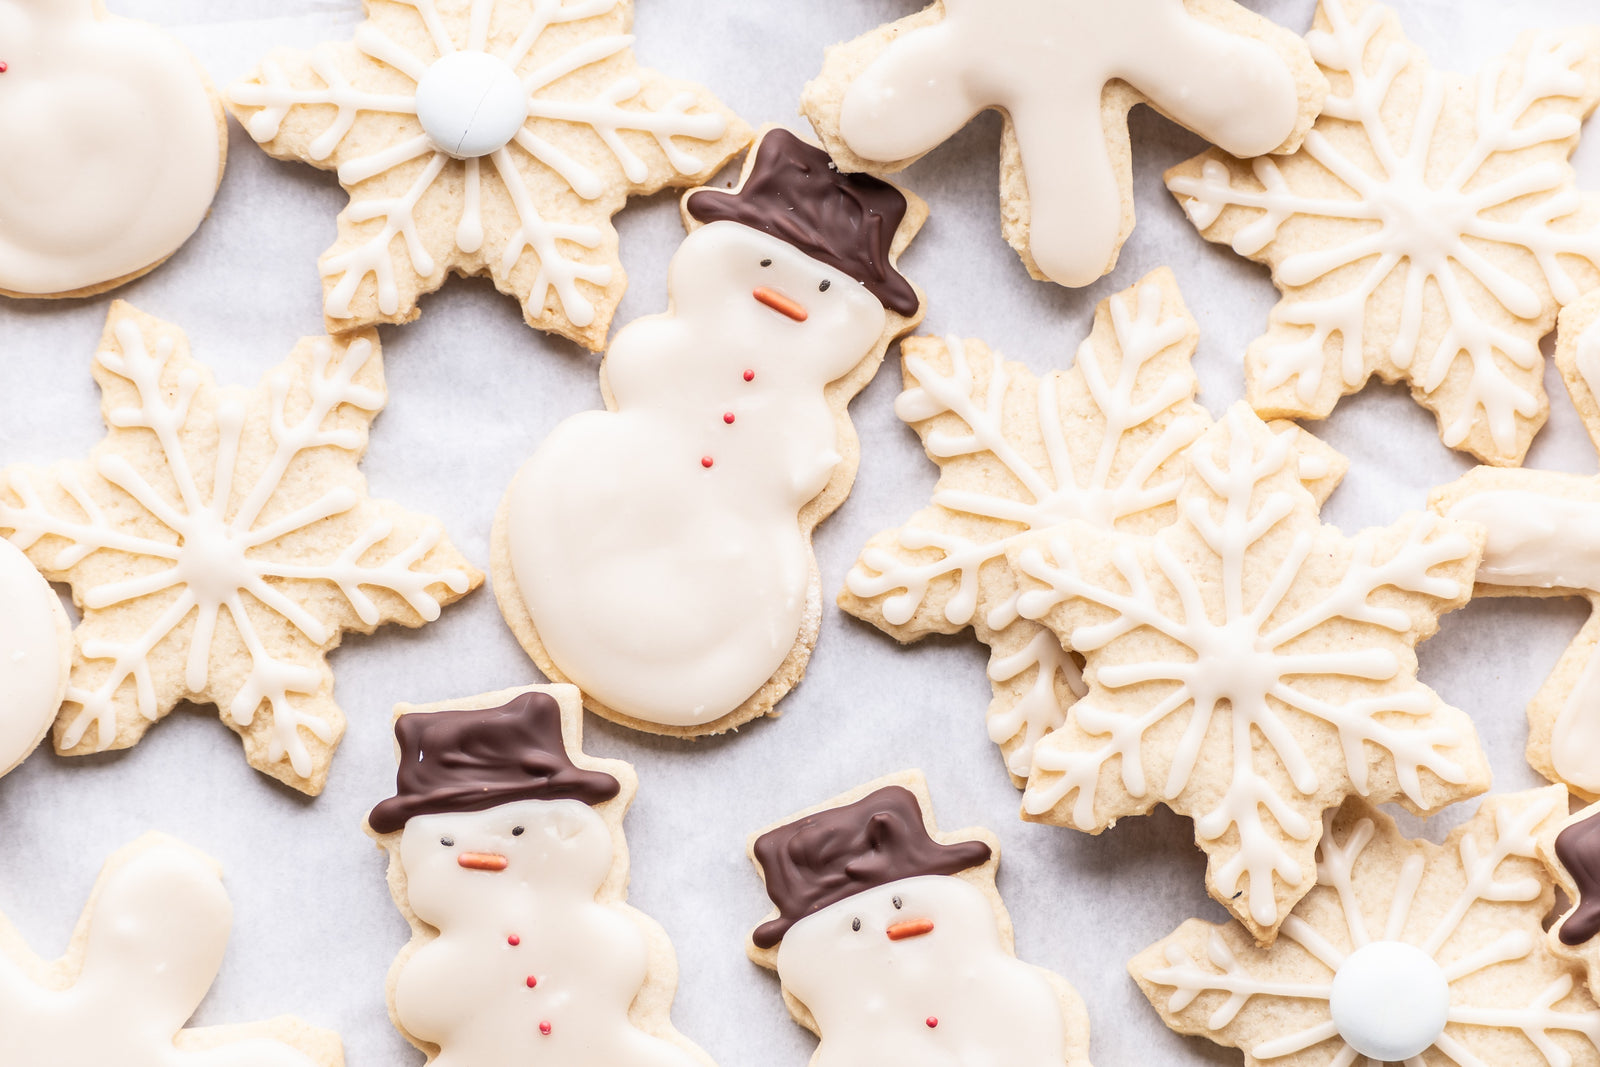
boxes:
[925,1017,938,1029]
[701,456,714,469]
[742,370,755,382]
[526,975,538,988]
[539,1022,553,1036]
[723,412,736,424]
[507,935,520,946]
[0,62,9,74]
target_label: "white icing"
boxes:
[1327,941,1449,1060]
[0,0,221,294]
[227,0,729,326]
[0,539,65,777]
[395,800,695,1067]
[1168,2,1600,457]
[838,0,1302,287]
[0,316,472,779]
[1448,488,1600,792]
[1015,406,1476,928]
[1142,791,1600,1064]
[505,222,887,726]
[776,875,1068,1066]
[0,837,320,1066]
[845,280,1201,774]
[415,51,528,158]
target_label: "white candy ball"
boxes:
[415,51,529,159]
[1328,940,1450,1061]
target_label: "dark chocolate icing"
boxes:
[1558,808,1600,945]
[686,128,919,317]
[751,784,991,948]
[368,692,620,834]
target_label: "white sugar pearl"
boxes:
[1328,940,1450,1061]
[415,51,529,159]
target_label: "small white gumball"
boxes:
[415,51,529,158]
[1328,940,1451,1060]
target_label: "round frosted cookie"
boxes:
[491,126,925,737]
[0,538,68,777]
[0,0,226,298]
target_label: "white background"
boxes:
[3,1,1600,1064]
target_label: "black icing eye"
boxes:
[759,258,772,267]
[512,826,525,836]
[892,895,903,910]
[440,836,454,848]
[851,917,861,932]
[818,279,831,292]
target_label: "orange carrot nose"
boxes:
[886,918,935,941]
[457,852,509,871]
[753,287,808,322]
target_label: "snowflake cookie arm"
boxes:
[228,0,750,349]
[1134,789,1596,1067]
[1167,0,1600,466]
[1007,405,1487,938]
[0,304,481,795]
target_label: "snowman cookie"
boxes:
[366,684,713,1067]
[492,126,925,736]
[227,0,749,349]
[747,772,1093,1067]
[1542,800,1600,999]
[0,0,226,298]
[0,832,343,1066]
[800,0,1324,288]
[0,539,69,779]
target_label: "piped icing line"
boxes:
[493,126,925,735]
[226,0,749,347]
[1135,788,1600,1066]
[1430,291,1600,799]
[0,303,480,794]
[840,268,1349,782]
[804,0,1323,288]
[0,0,224,296]
[1010,403,1486,938]
[0,833,341,1066]
[367,685,713,1067]
[745,771,1093,1067]
[1167,0,1600,467]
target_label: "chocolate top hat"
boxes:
[368,692,620,834]
[686,128,919,318]
[751,785,991,948]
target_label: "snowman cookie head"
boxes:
[680,128,921,375]
[750,784,994,979]
[369,691,624,927]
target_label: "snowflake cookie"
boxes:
[367,684,712,1067]
[1008,403,1489,941]
[1134,787,1600,1066]
[493,126,925,736]
[841,268,1347,783]
[746,771,1092,1067]
[0,303,481,794]
[800,0,1324,289]
[1167,0,1600,467]
[0,0,226,298]
[0,832,344,1067]
[226,0,751,349]
[1431,292,1600,800]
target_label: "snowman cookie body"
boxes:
[503,221,887,728]
[395,800,696,1067]
[778,876,1069,1067]
[0,539,68,777]
[0,0,225,297]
